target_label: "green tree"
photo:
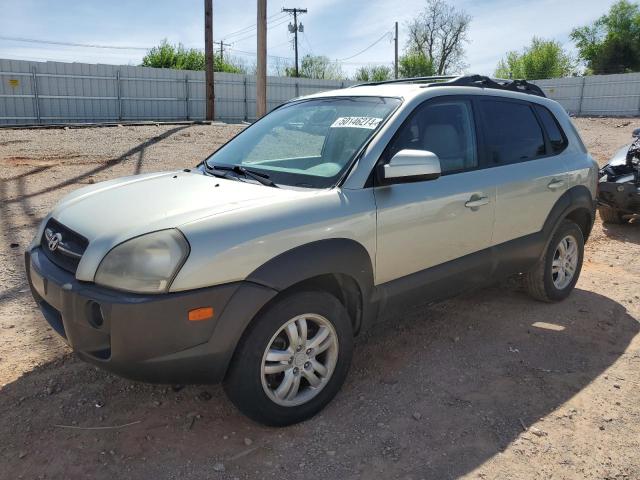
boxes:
[494,38,576,80]
[570,0,640,74]
[141,40,246,73]
[398,51,436,77]
[287,54,345,80]
[354,65,393,82]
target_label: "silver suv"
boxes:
[26,75,598,426]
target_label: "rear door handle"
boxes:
[547,179,565,191]
[465,196,490,208]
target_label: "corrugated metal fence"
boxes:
[531,72,640,116]
[2,58,640,125]
[0,58,354,126]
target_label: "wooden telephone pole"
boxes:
[283,7,307,77]
[204,0,215,120]
[218,40,231,61]
[256,0,267,118]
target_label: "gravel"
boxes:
[0,117,639,480]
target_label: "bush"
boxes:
[398,52,436,78]
[141,40,246,73]
[354,65,393,82]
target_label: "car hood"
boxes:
[606,143,631,167]
[42,170,312,280]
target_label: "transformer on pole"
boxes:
[282,7,307,77]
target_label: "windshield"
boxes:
[204,96,401,188]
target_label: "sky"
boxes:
[0,0,621,76]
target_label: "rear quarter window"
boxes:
[534,104,568,154]
[479,99,546,166]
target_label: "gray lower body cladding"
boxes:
[26,248,277,384]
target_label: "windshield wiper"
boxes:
[210,164,278,188]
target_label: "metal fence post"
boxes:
[31,66,41,124]
[243,76,248,122]
[295,81,300,98]
[577,76,586,116]
[185,75,190,120]
[116,70,122,121]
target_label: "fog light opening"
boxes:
[88,301,105,328]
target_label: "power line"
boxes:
[270,38,294,49]
[0,29,396,68]
[227,47,293,61]
[225,11,286,38]
[222,11,288,41]
[227,46,390,66]
[301,32,314,54]
[228,17,292,44]
[0,35,149,50]
[0,33,286,55]
[335,31,393,61]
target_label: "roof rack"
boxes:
[352,74,546,98]
[351,75,457,87]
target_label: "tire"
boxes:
[599,205,628,224]
[224,290,354,426]
[524,220,584,303]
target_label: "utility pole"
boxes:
[218,40,231,62]
[256,0,267,118]
[283,7,307,77]
[204,0,214,121]
[394,22,399,79]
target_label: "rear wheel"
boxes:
[524,220,584,302]
[599,205,628,224]
[224,290,353,426]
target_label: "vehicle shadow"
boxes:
[0,125,191,308]
[0,285,637,479]
[602,216,640,244]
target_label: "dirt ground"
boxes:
[0,117,639,480]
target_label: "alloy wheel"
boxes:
[260,313,339,407]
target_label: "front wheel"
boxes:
[524,220,584,302]
[224,290,353,426]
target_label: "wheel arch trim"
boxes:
[540,185,595,258]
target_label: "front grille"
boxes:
[40,218,89,274]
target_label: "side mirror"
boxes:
[633,128,639,139]
[379,149,441,184]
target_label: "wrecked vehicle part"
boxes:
[597,132,640,223]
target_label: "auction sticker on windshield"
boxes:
[330,117,382,129]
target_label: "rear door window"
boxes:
[534,104,568,154]
[479,99,546,165]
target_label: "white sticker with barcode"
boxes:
[330,116,382,129]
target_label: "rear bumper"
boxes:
[26,247,277,384]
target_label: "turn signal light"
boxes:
[188,307,214,321]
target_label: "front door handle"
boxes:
[465,195,490,209]
[547,179,565,191]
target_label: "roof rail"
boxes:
[351,74,546,98]
[350,75,458,87]
[424,74,546,97]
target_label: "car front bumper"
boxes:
[26,247,278,384]
[597,181,640,214]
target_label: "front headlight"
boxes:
[95,229,189,294]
